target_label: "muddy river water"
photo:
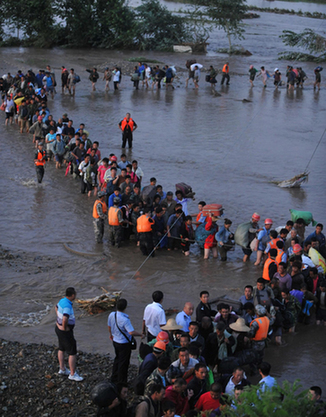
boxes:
[0,0,326,393]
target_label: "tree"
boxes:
[220,381,324,417]
[135,0,190,51]
[202,0,247,53]
[280,28,326,62]
[1,0,55,46]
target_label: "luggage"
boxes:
[205,74,210,82]
[289,209,317,226]
[234,222,252,248]
[186,59,197,69]
[308,247,326,273]
[175,182,195,198]
[202,204,224,217]
[91,380,118,408]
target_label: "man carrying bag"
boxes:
[108,298,143,384]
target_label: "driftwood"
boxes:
[272,172,309,188]
[77,288,121,315]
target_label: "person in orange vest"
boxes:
[262,249,278,281]
[264,230,281,256]
[34,142,47,183]
[191,201,207,227]
[221,62,230,86]
[108,197,124,247]
[248,304,271,359]
[118,113,138,149]
[93,191,107,244]
[137,208,155,256]
[275,240,287,263]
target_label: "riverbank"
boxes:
[0,338,138,417]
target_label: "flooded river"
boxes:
[0,1,326,393]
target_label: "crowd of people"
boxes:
[0,62,322,106]
[56,284,326,416]
[2,65,325,415]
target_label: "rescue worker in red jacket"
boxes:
[34,142,47,183]
[108,197,124,247]
[137,208,155,257]
[92,191,107,244]
[118,113,137,149]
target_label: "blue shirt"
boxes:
[215,226,232,246]
[108,193,122,208]
[108,311,134,344]
[257,227,269,251]
[305,231,325,248]
[175,311,192,332]
[56,297,75,327]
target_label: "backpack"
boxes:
[127,397,150,417]
[75,74,81,83]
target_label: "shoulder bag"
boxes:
[115,312,137,350]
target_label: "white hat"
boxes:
[274,68,279,72]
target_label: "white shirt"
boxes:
[113,71,120,82]
[175,311,192,332]
[171,357,198,373]
[143,302,166,337]
[259,375,277,392]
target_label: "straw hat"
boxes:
[161,318,182,331]
[229,318,250,333]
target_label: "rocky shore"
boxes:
[0,339,138,417]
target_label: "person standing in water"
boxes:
[34,142,47,183]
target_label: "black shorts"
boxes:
[55,325,77,355]
[6,112,13,119]
[242,248,252,256]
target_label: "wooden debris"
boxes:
[76,288,121,315]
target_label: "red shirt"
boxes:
[195,391,220,411]
[165,386,189,415]
[204,217,217,249]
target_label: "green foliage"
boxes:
[1,0,56,46]
[134,0,190,51]
[200,0,247,51]
[279,29,326,63]
[220,381,324,417]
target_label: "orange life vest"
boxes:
[93,200,107,219]
[137,215,153,233]
[250,316,270,341]
[222,64,229,73]
[108,207,121,226]
[276,249,285,264]
[262,258,278,281]
[268,238,281,250]
[120,118,134,132]
[35,150,46,166]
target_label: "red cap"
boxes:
[265,218,273,225]
[252,213,260,221]
[111,155,117,161]
[153,341,166,352]
[293,244,302,254]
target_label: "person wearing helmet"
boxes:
[34,142,47,183]
[108,196,124,247]
[135,341,167,395]
[148,331,174,359]
[254,218,273,266]
[243,213,262,263]
[92,191,107,244]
